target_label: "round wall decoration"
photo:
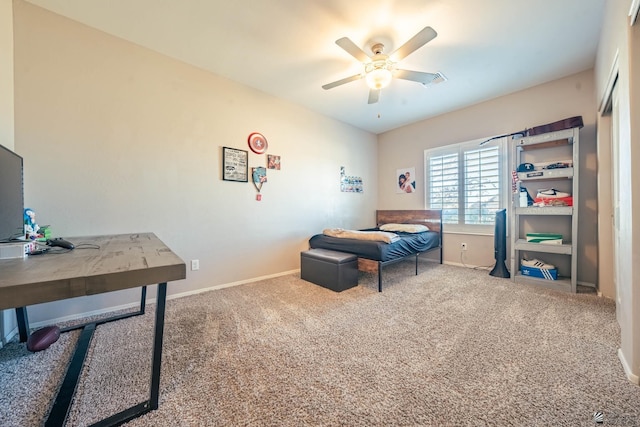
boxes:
[248,132,268,154]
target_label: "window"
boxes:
[425,137,507,233]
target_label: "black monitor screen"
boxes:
[0,144,24,242]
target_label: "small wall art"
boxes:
[252,166,267,200]
[222,147,248,182]
[340,166,363,193]
[248,132,268,154]
[396,167,416,194]
[267,154,281,170]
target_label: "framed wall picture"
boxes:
[222,147,248,182]
[267,154,281,170]
[396,167,416,194]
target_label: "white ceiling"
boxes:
[25,0,606,134]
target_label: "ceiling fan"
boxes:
[322,26,446,104]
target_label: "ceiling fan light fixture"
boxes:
[323,27,440,104]
[365,67,392,90]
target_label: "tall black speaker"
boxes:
[489,208,510,278]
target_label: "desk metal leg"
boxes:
[89,282,167,426]
[140,285,147,314]
[45,324,96,427]
[44,284,167,427]
[59,287,147,335]
[149,282,166,409]
[15,307,29,342]
[17,286,146,343]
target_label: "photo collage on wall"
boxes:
[222,132,282,201]
[340,166,363,193]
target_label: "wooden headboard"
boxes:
[376,210,442,234]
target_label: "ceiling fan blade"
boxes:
[391,26,437,61]
[367,89,380,104]
[322,74,363,90]
[394,69,440,85]
[336,37,371,62]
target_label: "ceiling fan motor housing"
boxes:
[365,45,395,89]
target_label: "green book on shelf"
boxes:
[526,233,563,244]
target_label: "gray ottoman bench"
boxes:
[300,249,358,292]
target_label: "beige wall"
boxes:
[12,2,378,325]
[378,70,598,286]
[0,1,13,151]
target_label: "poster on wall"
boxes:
[396,167,416,194]
[222,147,248,182]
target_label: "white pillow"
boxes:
[379,223,429,233]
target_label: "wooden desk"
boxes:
[0,233,186,426]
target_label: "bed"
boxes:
[308,210,443,292]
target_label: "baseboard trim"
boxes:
[24,269,301,331]
[167,269,300,300]
[617,348,640,385]
[29,300,148,330]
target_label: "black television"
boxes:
[0,144,24,242]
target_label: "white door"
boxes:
[611,82,621,324]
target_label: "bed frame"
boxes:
[357,209,443,292]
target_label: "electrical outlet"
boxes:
[191,259,200,271]
[461,242,467,251]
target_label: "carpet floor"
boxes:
[1,261,639,426]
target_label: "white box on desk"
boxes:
[0,241,35,259]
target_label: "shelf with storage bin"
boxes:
[510,126,580,293]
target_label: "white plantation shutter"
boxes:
[428,153,459,224]
[425,137,506,231]
[464,146,500,225]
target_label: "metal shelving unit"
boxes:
[510,127,580,292]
